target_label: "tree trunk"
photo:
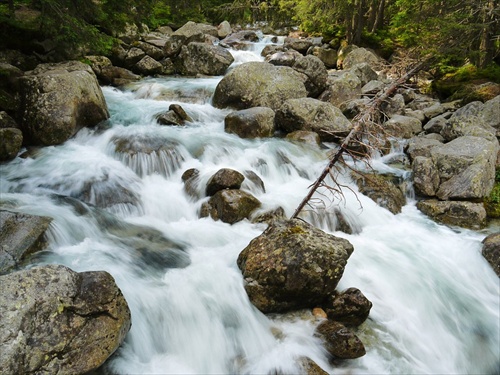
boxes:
[291,61,427,220]
[478,0,496,68]
[371,0,386,32]
[352,0,366,45]
[367,0,378,32]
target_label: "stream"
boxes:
[0,34,498,374]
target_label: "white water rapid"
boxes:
[0,35,498,375]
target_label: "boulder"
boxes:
[156,104,193,126]
[0,128,23,161]
[0,210,52,274]
[0,265,131,374]
[134,41,165,60]
[319,71,362,108]
[441,101,497,142]
[275,98,352,143]
[212,62,307,110]
[266,50,302,67]
[205,168,245,196]
[292,55,328,97]
[382,93,405,117]
[361,80,384,95]
[17,61,109,146]
[478,95,500,135]
[482,233,500,277]
[405,137,442,161]
[224,107,275,138]
[261,44,286,58]
[323,288,372,326]
[422,102,446,120]
[220,30,260,49]
[342,47,381,71]
[423,113,452,134]
[383,115,423,139]
[284,37,313,54]
[174,21,218,39]
[412,156,440,197]
[124,47,146,67]
[430,136,498,200]
[0,111,18,129]
[353,173,406,214]
[314,320,366,359]
[236,219,354,313]
[99,66,141,86]
[176,43,234,76]
[349,63,378,86]
[133,55,163,75]
[310,45,337,69]
[202,189,261,224]
[84,55,113,77]
[416,199,487,229]
[336,44,359,69]
[299,357,329,375]
[217,20,232,39]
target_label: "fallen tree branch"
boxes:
[291,61,427,220]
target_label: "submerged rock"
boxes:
[0,264,131,374]
[315,320,366,359]
[237,219,353,313]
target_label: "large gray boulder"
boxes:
[275,98,352,142]
[17,61,109,146]
[441,101,497,142]
[284,37,313,54]
[0,210,52,274]
[224,107,275,138]
[416,200,487,229]
[0,265,131,374]
[412,156,440,197]
[292,55,328,97]
[383,115,423,139]
[133,55,163,75]
[176,42,234,76]
[172,21,218,39]
[478,95,500,135]
[342,48,382,71]
[319,71,362,108]
[212,62,308,110]
[430,136,498,200]
[310,45,338,69]
[236,219,353,313]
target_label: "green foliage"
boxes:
[485,169,500,218]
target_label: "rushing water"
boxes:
[1,35,499,375]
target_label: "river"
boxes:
[0,34,498,374]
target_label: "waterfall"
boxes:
[0,35,498,375]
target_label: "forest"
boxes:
[1,0,499,83]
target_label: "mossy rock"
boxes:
[484,171,500,218]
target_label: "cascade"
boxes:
[0,34,498,374]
